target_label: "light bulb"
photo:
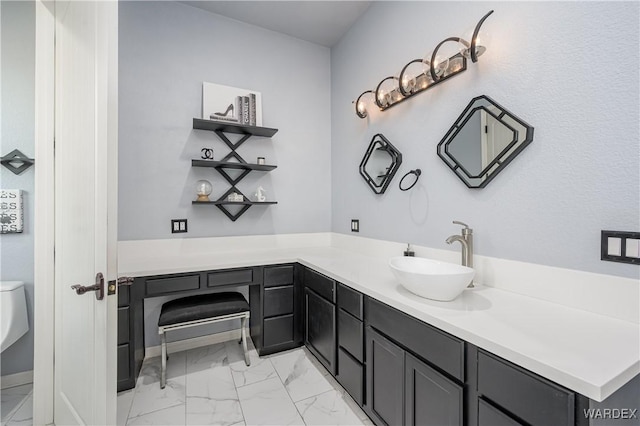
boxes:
[461,26,491,59]
[423,52,449,79]
[357,100,367,115]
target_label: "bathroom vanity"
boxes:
[117,240,639,426]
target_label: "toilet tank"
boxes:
[1,281,29,353]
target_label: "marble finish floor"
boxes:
[1,383,33,426]
[118,339,373,425]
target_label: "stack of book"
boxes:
[209,93,257,126]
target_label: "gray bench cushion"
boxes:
[158,292,249,327]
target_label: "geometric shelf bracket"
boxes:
[215,130,252,150]
[215,187,251,222]
[217,151,250,185]
[1,149,35,175]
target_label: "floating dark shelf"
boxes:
[192,200,278,206]
[191,159,277,171]
[193,118,278,138]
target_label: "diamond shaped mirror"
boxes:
[438,95,534,188]
[359,134,402,194]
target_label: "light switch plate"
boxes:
[601,230,640,265]
[351,219,359,232]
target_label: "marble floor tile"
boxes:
[186,396,243,426]
[186,342,229,372]
[5,392,32,426]
[128,351,187,419]
[269,348,333,402]
[228,347,277,388]
[126,404,185,426]
[236,377,303,426]
[117,389,135,426]
[295,389,365,426]
[125,339,374,426]
[323,372,369,421]
[186,352,243,426]
[1,384,32,423]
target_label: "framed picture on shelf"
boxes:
[202,82,263,126]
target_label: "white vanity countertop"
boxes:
[118,245,640,402]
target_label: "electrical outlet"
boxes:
[171,219,188,233]
[351,219,359,232]
[601,230,640,264]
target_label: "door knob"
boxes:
[71,272,104,300]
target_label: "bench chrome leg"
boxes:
[160,330,167,389]
[241,315,250,367]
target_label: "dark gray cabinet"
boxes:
[303,267,337,374]
[336,283,365,405]
[476,349,584,426]
[365,327,405,426]
[116,262,596,426]
[305,287,336,374]
[253,264,302,355]
[406,352,463,426]
[365,327,463,426]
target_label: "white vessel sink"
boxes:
[389,256,475,301]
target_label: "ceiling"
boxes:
[180,1,372,47]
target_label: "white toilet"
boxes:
[1,281,29,353]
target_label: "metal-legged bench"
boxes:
[157,292,251,388]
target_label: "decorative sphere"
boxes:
[195,180,212,201]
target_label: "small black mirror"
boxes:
[359,134,402,194]
[438,95,534,188]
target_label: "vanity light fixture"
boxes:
[353,10,494,119]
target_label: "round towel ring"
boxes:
[399,169,421,191]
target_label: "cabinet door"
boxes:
[405,353,463,426]
[365,327,405,426]
[305,288,336,374]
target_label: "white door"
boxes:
[53,1,118,424]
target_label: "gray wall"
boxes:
[118,1,332,241]
[331,1,640,279]
[0,0,35,376]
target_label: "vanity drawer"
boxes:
[338,309,363,362]
[366,297,464,381]
[263,314,294,347]
[477,350,574,426]
[336,347,364,405]
[338,283,363,319]
[263,285,294,318]
[264,265,294,288]
[146,274,200,296]
[478,399,524,426]
[304,268,335,302]
[207,268,253,287]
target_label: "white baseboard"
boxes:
[144,329,243,359]
[1,370,33,389]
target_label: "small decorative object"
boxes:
[0,189,24,233]
[201,148,214,160]
[195,180,212,201]
[1,149,35,175]
[399,169,422,191]
[202,82,263,126]
[257,157,265,165]
[254,186,267,202]
[227,192,244,202]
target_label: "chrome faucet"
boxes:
[446,221,474,288]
